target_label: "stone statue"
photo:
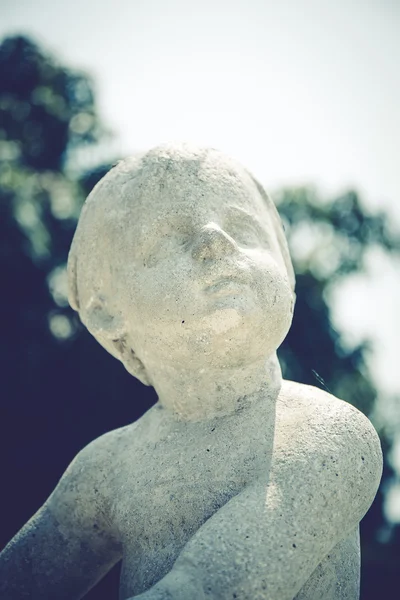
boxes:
[0,143,382,599]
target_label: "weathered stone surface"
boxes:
[0,143,382,599]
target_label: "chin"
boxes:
[181,304,292,368]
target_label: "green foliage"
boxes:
[276,187,400,278]
[0,35,106,346]
[275,187,400,417]
[0,35,103,171]
[274,186,400,598]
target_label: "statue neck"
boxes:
[149,354,282,422]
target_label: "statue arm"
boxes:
[0,435,122,599]
[133,401,382,600]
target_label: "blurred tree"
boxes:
[1,34,399,600]
[0,35,103,170]
[0,35,137,599]
[275,187,400,599]
[276,186,400,415]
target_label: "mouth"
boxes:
[204,278,248,296]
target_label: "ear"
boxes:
[84,297,152,386]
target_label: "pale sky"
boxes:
[1,0,400,397]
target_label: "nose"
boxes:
[191,222,238,262]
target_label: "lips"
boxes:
[201,260,251,292]
[204,273,249,295]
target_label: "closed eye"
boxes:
[140,231,191,268]
[225,217,269,248]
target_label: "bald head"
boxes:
[68,143,295,318]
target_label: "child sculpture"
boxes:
[0,143,382,599]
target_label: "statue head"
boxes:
[67,143,295,388]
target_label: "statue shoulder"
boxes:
[275,380,383,520]
[277,379,381,446]
[64,422,133,474]
[48,421,139,523]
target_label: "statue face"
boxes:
[112,166,294,371]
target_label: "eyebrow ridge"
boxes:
[225,206,265,228]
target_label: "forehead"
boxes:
[122,157,272,227]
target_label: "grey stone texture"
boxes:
[0,143,382,599]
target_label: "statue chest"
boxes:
[111,427,273,598]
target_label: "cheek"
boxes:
[251,254,294,342]
[128,259,197,323]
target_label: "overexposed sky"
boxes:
[2,0,399,215]
[1,0,400,395]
